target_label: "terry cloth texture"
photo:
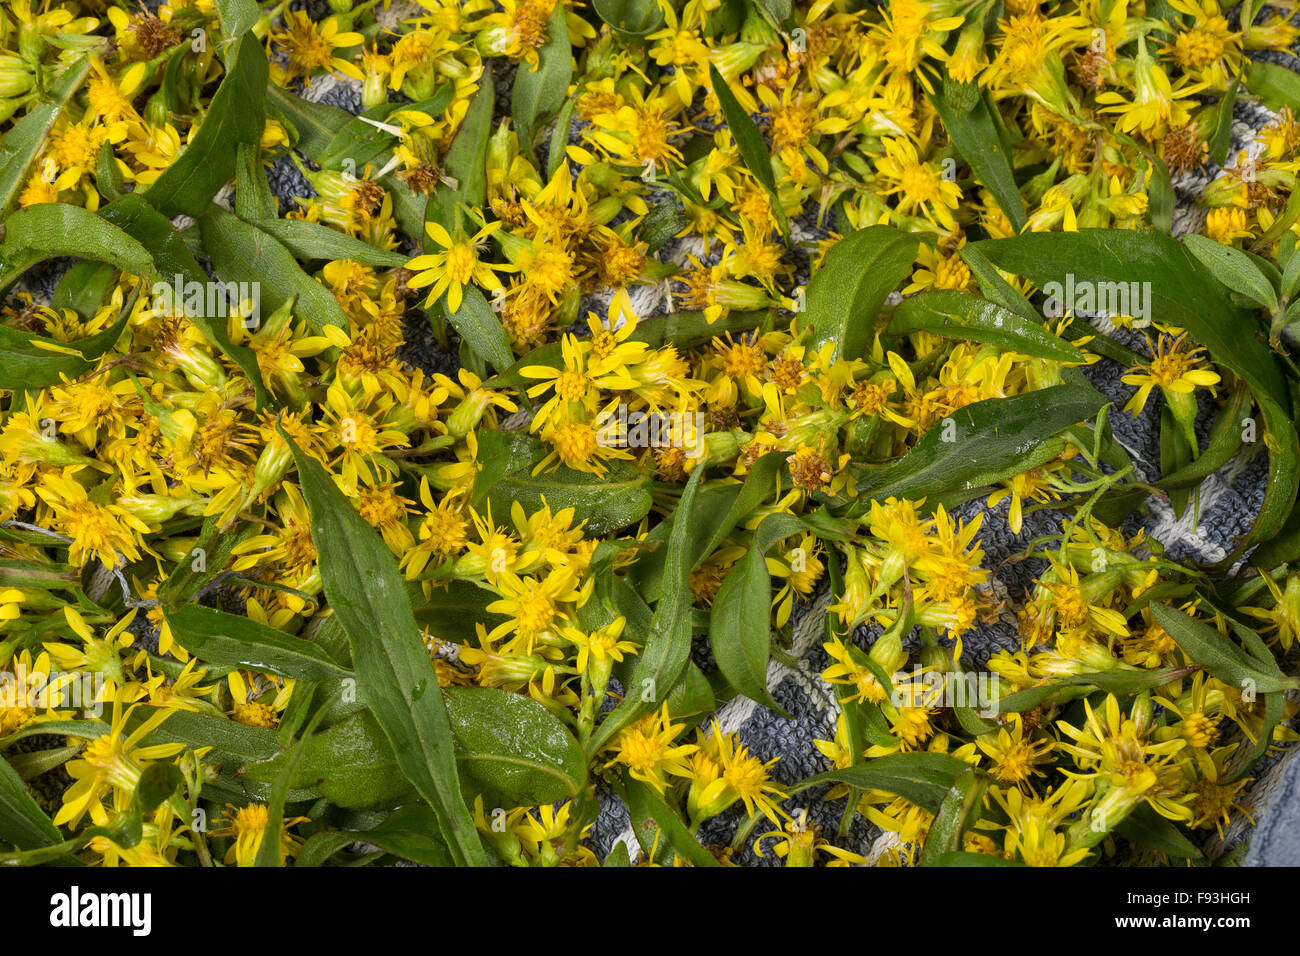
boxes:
[14,2,1299,865]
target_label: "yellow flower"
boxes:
[604,703,698,793]
[272,12,365,85]
[407,219,515,313]
[1121,332,1220,416]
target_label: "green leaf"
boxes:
[284,433,487,865]
[95,139,125,202]
[1243,60,1300,113]
[316,90,454,170]
[590,467,703,752]
[592,0,666,37]
[1210,77,1239,168]
[199,204,349,333]
[255,685,336,866]
[266,84,351,158]
[0,755,62,850]
[250,217,407,267]
[146,34,267,217]
[51,260,116,319]
[513,3,572,151]
[0,202,159,281]
[622,774,721,866]
[790,752,973,813]
[156,514,255,607]
[707,63,788,240]
[854,384,1106,505]
[137,707,279,766]
[411,579,508,642]
[99,194,272,408]
[0,56,90,225]
[890,290,1084,361]
[1183,233,1279,313]
[918,768,988,866]
[164,604,352,681]
[427,70,494,232]
[928,86,1028,234]
[235,141,278,220]
[1150,603,1297,694]
[135,763,183,815]
[936,850,1024,866]
[0,297,131,391]
[479,453,653,537]
[443,686,587,808]
[350,805,453,865]
[803,225,918,360]
[214,0,260,46]
[631,450,784,602]
[435,284,515,374]
[709,513,803,714]
[1114,804,1204,860]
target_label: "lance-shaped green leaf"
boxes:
[316,89,455,170]
[199,205,349,332]
[803,225,917,360]
[0,56,90,225]
[1150,604,1297,694]
[1114,804,1203,860]
[1210,77,1239,167]
[991,665,1196,713]
[590,467,703,753]
[707,63,788,240]
[427,70,494,232]
[432,284,515,374]
[513,3,572,151]
[137,707,280,766]
[1183,233,1280,313]
[214,0,260,47]
[928,83,1028,234]
[0,756,62,850]
[479,455,653,537]
[0,202,159,283]
[284,432,487,866]
[890,289,1084,361]
[51,260,116,319]
[266,84,351,158]
[164,604,351,681]
[0,304,130,391]
[100,194,272,408]
[918,768,989,866]
[631,451,785,602]
[250,217,408,267]
[790,752,972,813]
[710,513,804,714]
[1243,60,1300,113]
[854,384,1107,505]
[622,774,720,866]
[235,141,278,220]
[146,34,267,217]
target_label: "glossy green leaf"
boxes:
[803,225,918,360]
[443,686,587,807]
[480,454,653,537]
[1183,233,1279,313]
[146,34,267,217]
[1243,60,1300,113]
[165,604,351,681]
[623,774,721,866]
[593,0,666,36]
[918,768,988,866]
[513,3,572,150]
[285,433,487,865]
[434,284,514,374]
[891,289,1084,361]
